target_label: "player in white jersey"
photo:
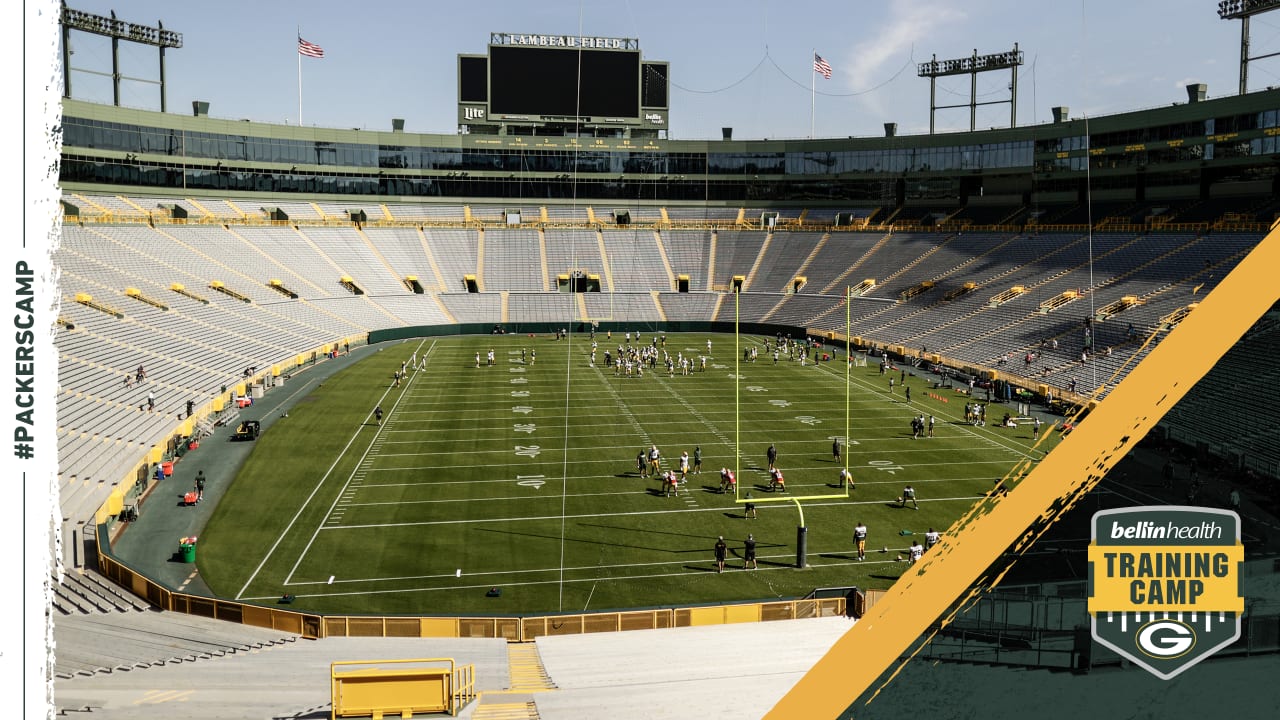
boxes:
[908,540,924,564]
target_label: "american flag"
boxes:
[814,53,832,79]
[298,37,325,59]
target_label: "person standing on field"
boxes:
[899,484,919,509]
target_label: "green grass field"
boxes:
[199,332,1056,615]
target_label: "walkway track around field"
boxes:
[244,546,938,602]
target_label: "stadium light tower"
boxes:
[917,44,1023,134]
[60,2,183,112]
[1217,0,1280,95]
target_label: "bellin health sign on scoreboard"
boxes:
[458,33,669,130]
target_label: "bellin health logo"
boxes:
[1087,506,1244,679]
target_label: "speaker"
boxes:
[192,100,210,117]
[722,127,733,140]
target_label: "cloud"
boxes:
[841,2,967,89]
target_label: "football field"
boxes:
[199,332,1054,615]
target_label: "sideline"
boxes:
[233,339,432,599]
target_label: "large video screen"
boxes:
[489,45,640,118]
[459,56,488,103]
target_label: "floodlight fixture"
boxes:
[60,5,182,47]
[1216,0,1280,20]
[1217,0,1280,94]
[917,44,1024,134]
[60,3,183,111]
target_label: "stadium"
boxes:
[43,3,1280,719]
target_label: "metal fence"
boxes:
[96,534,845,643]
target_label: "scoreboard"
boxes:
[459,33,669,132]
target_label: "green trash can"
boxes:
[179,542,196,563]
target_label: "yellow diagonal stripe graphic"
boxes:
[768,225,1280,719]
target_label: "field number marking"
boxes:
[517,474,546,489]
[868,459,903,474]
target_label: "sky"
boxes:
[45,1,1280,139]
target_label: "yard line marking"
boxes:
[254,552,913,600]
[588,364,650,445]
[352,472,1001,490]
[374,426,991,442]
[810,360,1041,462]
[282,360,428,584]
[391,395,917,412]
[361,457,1020,473]
[332,478,987,509]
[281,549,913,587]
[362,443,1022,459]
[232,340,433,599]
[650,373,734,451]
[317,494,981,532]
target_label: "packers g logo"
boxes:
[1135,620,1194,659]
[1087,506,1243,680]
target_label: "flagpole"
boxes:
[810,49,816,139]
[297,26,303,125]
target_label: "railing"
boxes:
[914,605,1280,672]
[914,629,1080,670]
[61,209,1273,235]
[331,658,476,718]
[96,533,845,644]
